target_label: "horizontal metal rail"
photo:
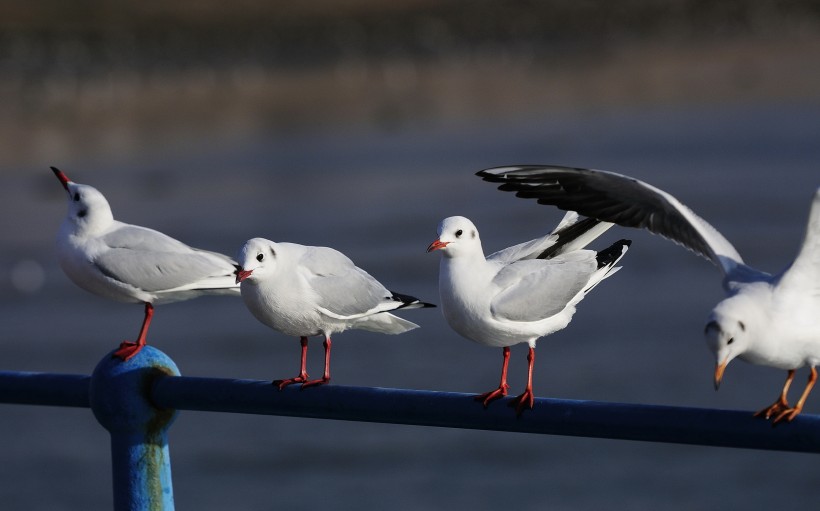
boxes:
[2,369,820,453]
[0,371,90,408]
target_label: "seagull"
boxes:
[478,164,820,423]
[52,167,240,360]
[235,237,435,389]
[427,213,630,415]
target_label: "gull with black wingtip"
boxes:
[236,237,435,389]
[427,212,630,415]
[478,164,820,423]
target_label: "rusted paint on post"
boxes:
[90,346,179,511]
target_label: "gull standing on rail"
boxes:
[427,213,630,415]
[52,167,240,360]
[478,164,820,423]
[235,237,435,389]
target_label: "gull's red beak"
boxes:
[51,166,71,191]
[235,268,253,284]
[426,239,449,253]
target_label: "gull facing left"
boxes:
[427,214,630,415]
[236,237,435,389]
[52,167,240,360]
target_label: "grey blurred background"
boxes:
[1,1,820,509]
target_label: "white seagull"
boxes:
[478,164,820,423]
[52,167,240,360]
[235,237,435,389]
[427,214,630,415]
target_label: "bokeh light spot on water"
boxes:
[10,259,46,295]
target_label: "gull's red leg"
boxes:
[475,346,510,407]
[113,302,154,361]
[754,369,795,420]
[773,367,817,424]
[302,336,332,388]
[509,347,535,416]
[273,337,310,390]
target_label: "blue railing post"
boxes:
[90,346,180,511]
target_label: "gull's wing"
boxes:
[777,187,820,295]
[94,223,238,293]
[478,165,744,277]
[487,212,613,264]
[299,246,403,319]
[490,252,597,322]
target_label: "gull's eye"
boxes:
[727,337,734,345]
[73,193,80,202]
[455,229,463,238]
[256,253,264,262]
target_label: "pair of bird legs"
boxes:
[275,336,332,389]
[756,367,817,424]
[476,346,535,416]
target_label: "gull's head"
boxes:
[427,216,482,259]
[236,237,278,284]
[52,167,113,234]
[704,305,750,391]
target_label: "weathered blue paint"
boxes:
[90,346,179,511]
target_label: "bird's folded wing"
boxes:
[301,246,393,318]
[94,247,236,292]
[490,256,596,322]
[95,225,237,292]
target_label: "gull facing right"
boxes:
[478,165,820,423]
[427,213,630,415]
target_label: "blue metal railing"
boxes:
[1,346,819,510]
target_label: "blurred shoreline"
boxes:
[2,0,820,168]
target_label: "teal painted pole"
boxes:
[89,347,179,511]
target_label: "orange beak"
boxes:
[426,239,449,253]
[714,359,728,390]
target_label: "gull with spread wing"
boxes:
[478,164,820,423]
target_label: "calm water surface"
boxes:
[1,101,819,510]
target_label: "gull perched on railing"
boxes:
[427,213,630,415]
[478,164,820,424]
[51,167,240,360]
[235,237,435,389]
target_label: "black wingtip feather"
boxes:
[389,291,437,309]
[596,239,632,269]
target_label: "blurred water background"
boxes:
[1,1,820,509]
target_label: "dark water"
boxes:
[1,101,819,509]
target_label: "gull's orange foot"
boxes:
[475,384,509,408]
[273,375,309,390]
[509,388,535,416]
[754,400,790,420]
[112,341,143,361]
[772,406,803,425]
